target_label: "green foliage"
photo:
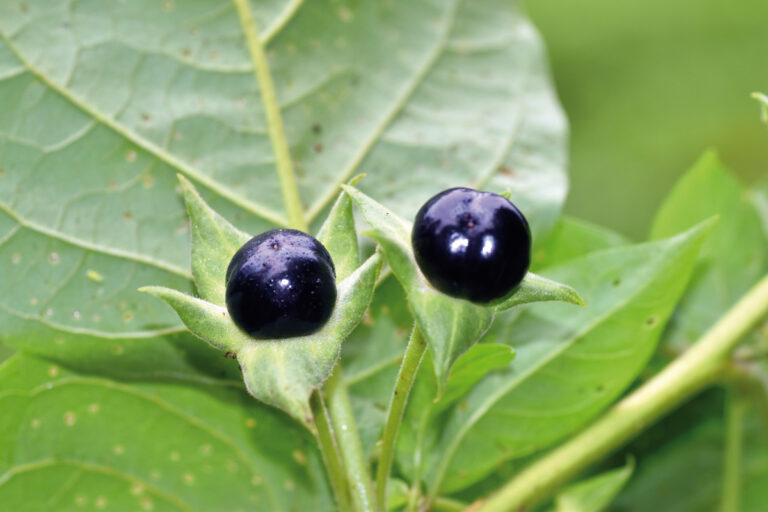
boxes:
[0,0,767,510]
[551,459,633,512]
[650,151,767,351]
[0,355,331,512]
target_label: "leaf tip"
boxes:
[348,174,366,186]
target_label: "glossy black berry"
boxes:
[411,187,531,303]
[225,229,337,339]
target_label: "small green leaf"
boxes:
[344,185,581,392]
[553,459,634,512]
[138,286,248,353]
[178,175,250,306]
[316,189,360,282]
[491,273,585,311]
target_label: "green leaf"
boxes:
[552,460,634,512]
[424,221,713,494]
[0,0,564,386]
[316,189,360,282]
[532,216,630,270]
[491,273,585,312]
[395,344,516,481]
[179,174,250,306]
[650,151,768,351]
[344,185,581,393]
[137,286,248,353]
[438,343,516,412]
[615,402,768,512]
[0,355,332,512]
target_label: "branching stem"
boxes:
[375,327,427,511]
[473,273,768,512]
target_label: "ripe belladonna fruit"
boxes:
[225,229,337,339]
[411,187,531,303]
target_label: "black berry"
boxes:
[411,187,531,303]
[225,229,337,338]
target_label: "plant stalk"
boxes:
[721,388,746,512]
[375,327,428,512]
[310,391,353,512]
[233,0,307,231]
[473,273,768,512]
[325,364,376,512]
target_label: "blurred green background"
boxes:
[525,0,768,238]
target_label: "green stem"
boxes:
[325,364,376,512]
[310,391,352,512]
[474,273,768,512]
[232,0,307,231]
[721,388,746,512]
[375,327,427,512]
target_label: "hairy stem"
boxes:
[474,273,768,512]
[325,364,375,512]
[375,327,427,512]
[310,391,352,512]
[233,0,307,231]
[721,388,746,512]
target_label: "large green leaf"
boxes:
[0,0,566,380]
[650,152,768,351]
[0,355,332,512]
[422,222,712,494]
